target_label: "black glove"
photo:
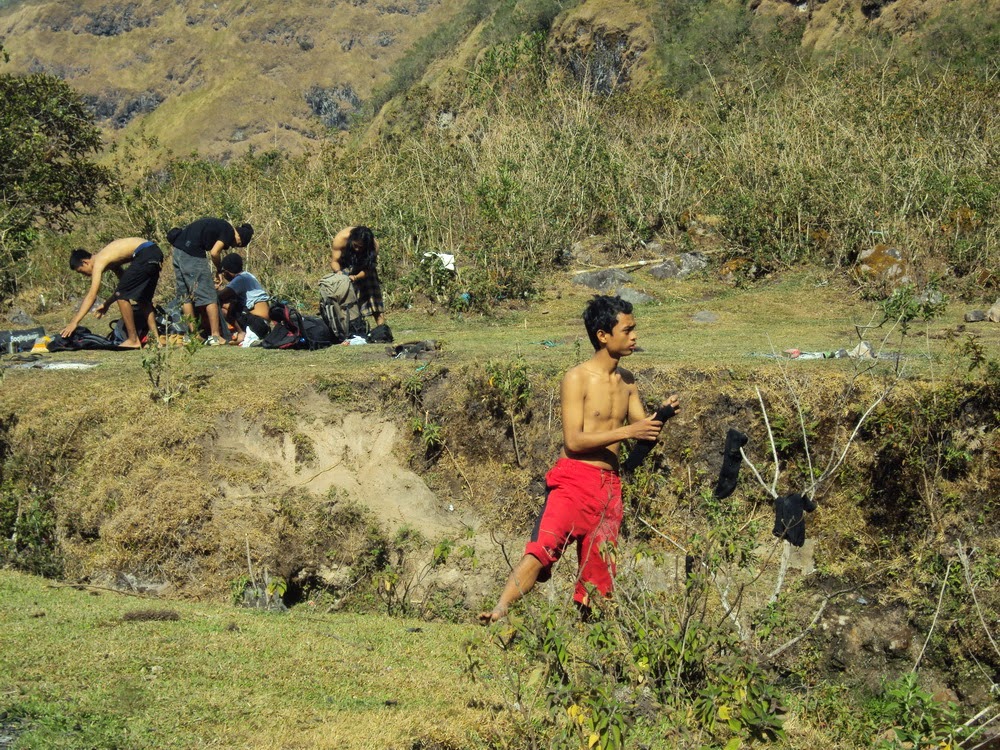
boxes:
[622,403,676,475]
[712,428,748,500]
[772,493,817,547]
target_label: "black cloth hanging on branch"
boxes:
[712,428,748,500]
[772,492,817,548]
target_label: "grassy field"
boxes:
[0,569,501,749]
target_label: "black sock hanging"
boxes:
[712,428,748,499]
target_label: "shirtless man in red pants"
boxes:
[480,295,680,623]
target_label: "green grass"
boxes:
[0,569,495,749]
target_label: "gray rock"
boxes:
[648,252,707,280]
[573,269,631,292]
[567,235,612,265]
[8,308,35,327]
[857,244,911,287]
[692,311,718,323]
[561,32,635,94]
[965,310,987,323]
[648,259,682,279]
[305,84,361,130]
[679,252,708,273]
[615,287,656,305]
[917,288,944,306]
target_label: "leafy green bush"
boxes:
[0,57,112,296]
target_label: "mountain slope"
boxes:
[0,0,462,158]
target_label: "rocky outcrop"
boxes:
[548,0,656,93]
[83,89,164,129]
[305,84,362,130]
[84,3,158,36]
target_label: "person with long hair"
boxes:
[330,225,385,327]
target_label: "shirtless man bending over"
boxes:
[62,238,164,348]
[479,295,680,623]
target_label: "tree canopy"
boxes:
[0,48,112,295]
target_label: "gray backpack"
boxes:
[318,272,367,342]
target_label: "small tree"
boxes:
[0,46,112,297]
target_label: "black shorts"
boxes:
[237,311,271,339]
[115,242,163,306]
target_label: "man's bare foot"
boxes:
[119,339,142,349]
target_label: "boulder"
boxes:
[8,308,36,327]
[615,287,656,305]
[573,268,632,292]
[965,310,987,323]
[856,244,912,287]
[565,235,613,266]
[648,252,707,280]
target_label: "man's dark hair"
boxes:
[345,225,376,271]
[583,295,633,350]
[236,223,254,247]
[69,248,91,270]
[221,252,244,274]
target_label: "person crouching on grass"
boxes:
[479,295,680,623]
[62,238,164,348]
[216,252,272,344]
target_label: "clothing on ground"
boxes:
[525,457,623,604]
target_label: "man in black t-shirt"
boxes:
[168,218,254,346]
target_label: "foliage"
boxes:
[0,58,111,296]
[471,572,787,749]
[140,333,202,405]
[880,284,947,333]
[18,35,996,313]
[870,673,970,748]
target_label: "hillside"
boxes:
[2,0,996,157]
[0,0,463,159]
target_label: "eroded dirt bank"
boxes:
[1,360,997,704]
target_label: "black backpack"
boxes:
[261,304,335,350]
[300,315,336,349]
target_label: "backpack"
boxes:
[261,304,335,350]
[366,323,393,343]
[318,272,367,343]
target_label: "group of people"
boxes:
[62,220,679,622]
[61,218,386,347]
